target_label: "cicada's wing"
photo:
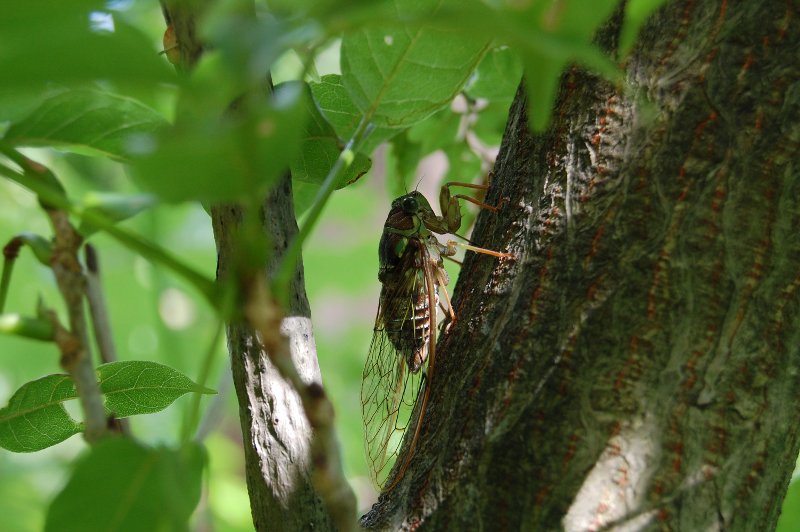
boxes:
[361,312,426,488]
[361,248,434,489]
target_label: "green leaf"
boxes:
[291,83,372,215]
[340,0,490,128]
[98,361,215,418]
[130,82,308,203]
[384,132,423,199]
[779,478,800,532]
[46,438,206,532]
[309,74,397,154]
[465,47,523,102]
[0,362,214,453]
[523,54,566,132]
[620,0,669,57]
[407,108,460,157]
[0,375,81,453]
[0,2,173,88]
[472,100,513,146]
[76,192,156,237]
[3,90,169,160]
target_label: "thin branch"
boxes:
[84,245,119,365]
[0,237,23,313]
[46,210,108,443]
[244,275,358,532]
[84,244,130,435]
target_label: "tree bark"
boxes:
[363,1,800,530]
[211,179,332,531]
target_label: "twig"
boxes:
[0,237,23,313]
[244,275,358,532]
[46,210,108,443]
[84,244,130,435]
[84,245,119,365]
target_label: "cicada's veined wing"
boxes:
[361,243,438,489]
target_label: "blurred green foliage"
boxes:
[11,0,792,530]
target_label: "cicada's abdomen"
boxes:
[380,269,438,373]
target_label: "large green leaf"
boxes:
[292,83,372,215]
[340,0,490,128]
[46,438,205,532]
[511,0,620,130]
[620,0,669,57]
[130,82,308,203]
[0,2,172,88]
[98,361,215,418]
[0,375,81,453]
[0,361,214,453]
[465,47,523,102]
[3,90,169,160]
[309,74,397,154]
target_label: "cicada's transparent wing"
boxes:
[361,315,426,487]
[361,253,431,489]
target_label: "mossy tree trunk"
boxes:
[364,1,800,530]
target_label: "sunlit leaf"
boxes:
[291,83,372,215]
[3,90,168,160]
[465,47,523,102]
[309,74,397,154]
[98,361,215,418]
[0,375,81,453]
[0,362,214,453]
[45,438,205,532]
[341,0,490,128]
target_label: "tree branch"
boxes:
[47,210,107,443]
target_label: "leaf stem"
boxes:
[273,117,374,304]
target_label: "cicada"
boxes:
[361,182,510,490]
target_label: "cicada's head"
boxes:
[393,191,434,217]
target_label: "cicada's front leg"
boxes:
[439,181,505,234]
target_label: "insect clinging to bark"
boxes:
[361,181,511,490]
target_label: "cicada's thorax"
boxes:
[378,194,449,373]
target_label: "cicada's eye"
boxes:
[401,196,418,213]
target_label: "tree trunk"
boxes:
[363,1,800,530]
[211,179,333,531]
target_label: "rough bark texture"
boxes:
[364,1,800,530]
[211,178,333,531]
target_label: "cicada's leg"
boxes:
[435,269,455,322]
[443,181,505,213]
[448,239,514,259]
